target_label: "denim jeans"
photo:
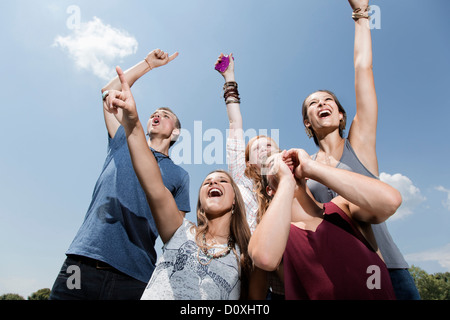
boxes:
[389,268,421,300]
[49,256,147,300]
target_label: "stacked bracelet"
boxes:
[352,6,370,21]
[223,81,241,104]
[223,81,237,91]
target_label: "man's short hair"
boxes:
[156,107,181,148]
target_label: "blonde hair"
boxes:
[193,170,252,300]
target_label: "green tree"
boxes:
[28,288,51,300]
[0,293,25,300]
[433,272,450,300]
[410,265,450,300]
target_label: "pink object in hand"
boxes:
[215,55,234,73]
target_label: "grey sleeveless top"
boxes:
[307,139,409,269]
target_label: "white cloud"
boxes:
[435,186,450,211]
[53,17,138,80]
[380,172,426,220]
[405,243,450,271]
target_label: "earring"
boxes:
[231,205,235,215]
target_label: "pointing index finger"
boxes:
[116,66,131,92]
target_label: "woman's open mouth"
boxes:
[318,109,332,118]
[208,188,223,198]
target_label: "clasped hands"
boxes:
[267,149,313,186]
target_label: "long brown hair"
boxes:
[244,135,280,224]
[193,169,252,300]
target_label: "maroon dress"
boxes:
[283,202,396,300]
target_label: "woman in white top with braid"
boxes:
[215,53,284,299]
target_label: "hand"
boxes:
[284,149,312,180]
[281,151,295,173]
[348,0,369,11]
[264,151,295,185]
[104,66,139,129]
[215,53,235,81]
[145,49,179,69]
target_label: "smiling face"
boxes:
[247,136,280,169]
[302,90,347,145]
[199,171,235,217]
[304,91,342,129]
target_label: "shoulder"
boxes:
[180,218,195,231]
[345,137,379,177]
[177,165,190,179]
[154,151,190,178]
[172,165,190,187]
[328,198,352,219]
[167,219,196,242]
[173,163,191,185]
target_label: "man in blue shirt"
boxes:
[50,49,191,300]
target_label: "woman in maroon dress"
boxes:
[248,149,401,300]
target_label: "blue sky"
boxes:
[1,0,449,297]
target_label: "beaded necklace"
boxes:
[197,232,234,266]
